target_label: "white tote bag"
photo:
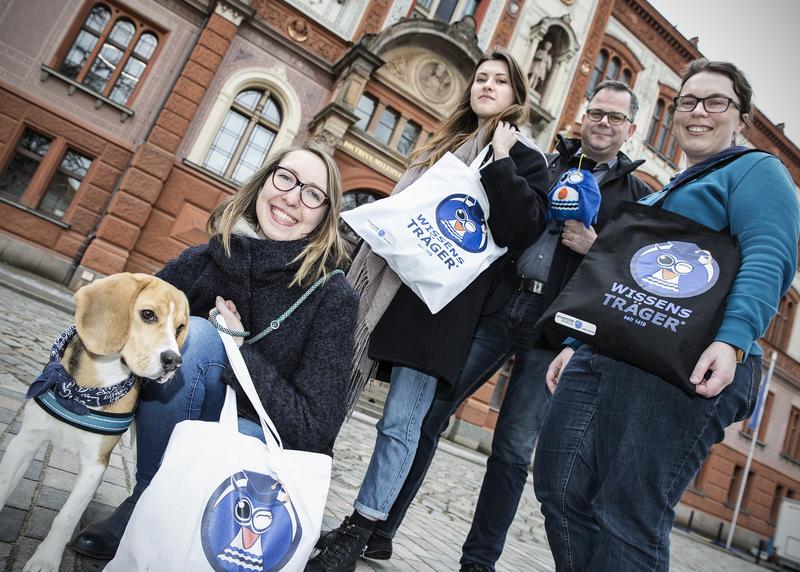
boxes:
[341,146,507,313]
[106,323,331,571]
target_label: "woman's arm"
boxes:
[479,136,549,249]
[223,278,359,453]
[717,155,799,354]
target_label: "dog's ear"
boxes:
[74,273,147,355]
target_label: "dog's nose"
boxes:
[160,351,182,372]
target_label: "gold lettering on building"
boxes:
[342,140,403,180]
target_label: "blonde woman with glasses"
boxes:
[71,143,359,561]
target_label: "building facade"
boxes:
[1,0,799,550]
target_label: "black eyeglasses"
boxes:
[268,166,329,209]
[673,95,740,114]
[585,108,630,126]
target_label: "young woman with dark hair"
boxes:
[307,51,550,572]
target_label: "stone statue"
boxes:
[528,41,553,93]
[419,61,453,101]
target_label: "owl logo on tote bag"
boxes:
[630,241,720,298]
[201,470,302,571]
[436,194,489,253]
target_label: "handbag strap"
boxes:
[215,319,284,452]
[209,269,344,343]
[653,148,765,207]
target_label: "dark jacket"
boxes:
[368,139,550,389]
[538,136,652,349]
[157,236,359,456]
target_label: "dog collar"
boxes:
[26,325,138,417]
[33,390,134,435]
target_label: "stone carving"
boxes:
[418,59,454,102]
[287,18,309,42]
[385,55,410,79]
[528,41,553,93]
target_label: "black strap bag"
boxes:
[536,149,762,394]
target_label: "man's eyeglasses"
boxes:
[268,166,329,209]
[585,108,630,126]
[673,95,740,114]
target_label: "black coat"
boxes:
[368,139,550,389]
[537,136,652,349]
[157,236,359,456]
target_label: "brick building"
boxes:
[0,0,798,551]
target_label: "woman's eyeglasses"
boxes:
[585,108,630,126]
[673,95,740,114]
[268,166,329,209]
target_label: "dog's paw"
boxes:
[23,552,60,572]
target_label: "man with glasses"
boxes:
[348,80,652,572]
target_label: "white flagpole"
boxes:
[725,351,777,550]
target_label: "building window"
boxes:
[585,39,642,97]
[57,2,161,106]
[353,94,378,131]
[339,190,379,245]
[690,459,709,491]
[397,121,421,156]
[765,291,799,350]
[414,0,479,22]
[202,89,282,185]
[742,391,774,442]
[0,127,93,219]
[771,484,786,523]
[783,406,800,461]
[727,465,754,508]
[374,107,399,145]
[646,87,681,164]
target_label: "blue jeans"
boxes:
[375,290,554,569]
[533,346,761,571]
[135,317,265,491]
[354,366,438,520]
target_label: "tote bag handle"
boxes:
[215,315,285,454]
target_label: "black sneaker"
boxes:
[459,563,494,572]
[306,519,372,572]
[363,531,392,560]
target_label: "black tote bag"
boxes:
[536,151,762,394]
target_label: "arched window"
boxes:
[646,86,681,165]
[57,3,161,106]
[585,37,643,96]
[186,69,302,186]
[202,89,282,184]
[764,290,799,350]
[339,190,380,245]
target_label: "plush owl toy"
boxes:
[547,155,602,229]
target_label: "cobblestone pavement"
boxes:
[0,277,766,571]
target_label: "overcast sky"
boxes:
[648,0,800,146]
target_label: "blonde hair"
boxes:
[409,50,529,170]
[207,143,349,286]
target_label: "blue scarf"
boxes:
[667,146,750,191]
[26,326,138,416]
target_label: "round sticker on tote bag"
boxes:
[630,241,720,298]
[201,470,301,571]
[435,194,489,253]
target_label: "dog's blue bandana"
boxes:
[26,326,137,434]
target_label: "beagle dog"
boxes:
[0,273,189,572]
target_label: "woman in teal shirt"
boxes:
[534,59,799,571]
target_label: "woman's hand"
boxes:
[491,121,518,160]
[561,220,597,255]
[546,346,575,394]
[690,341,738,398]
[211,297,245,347]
